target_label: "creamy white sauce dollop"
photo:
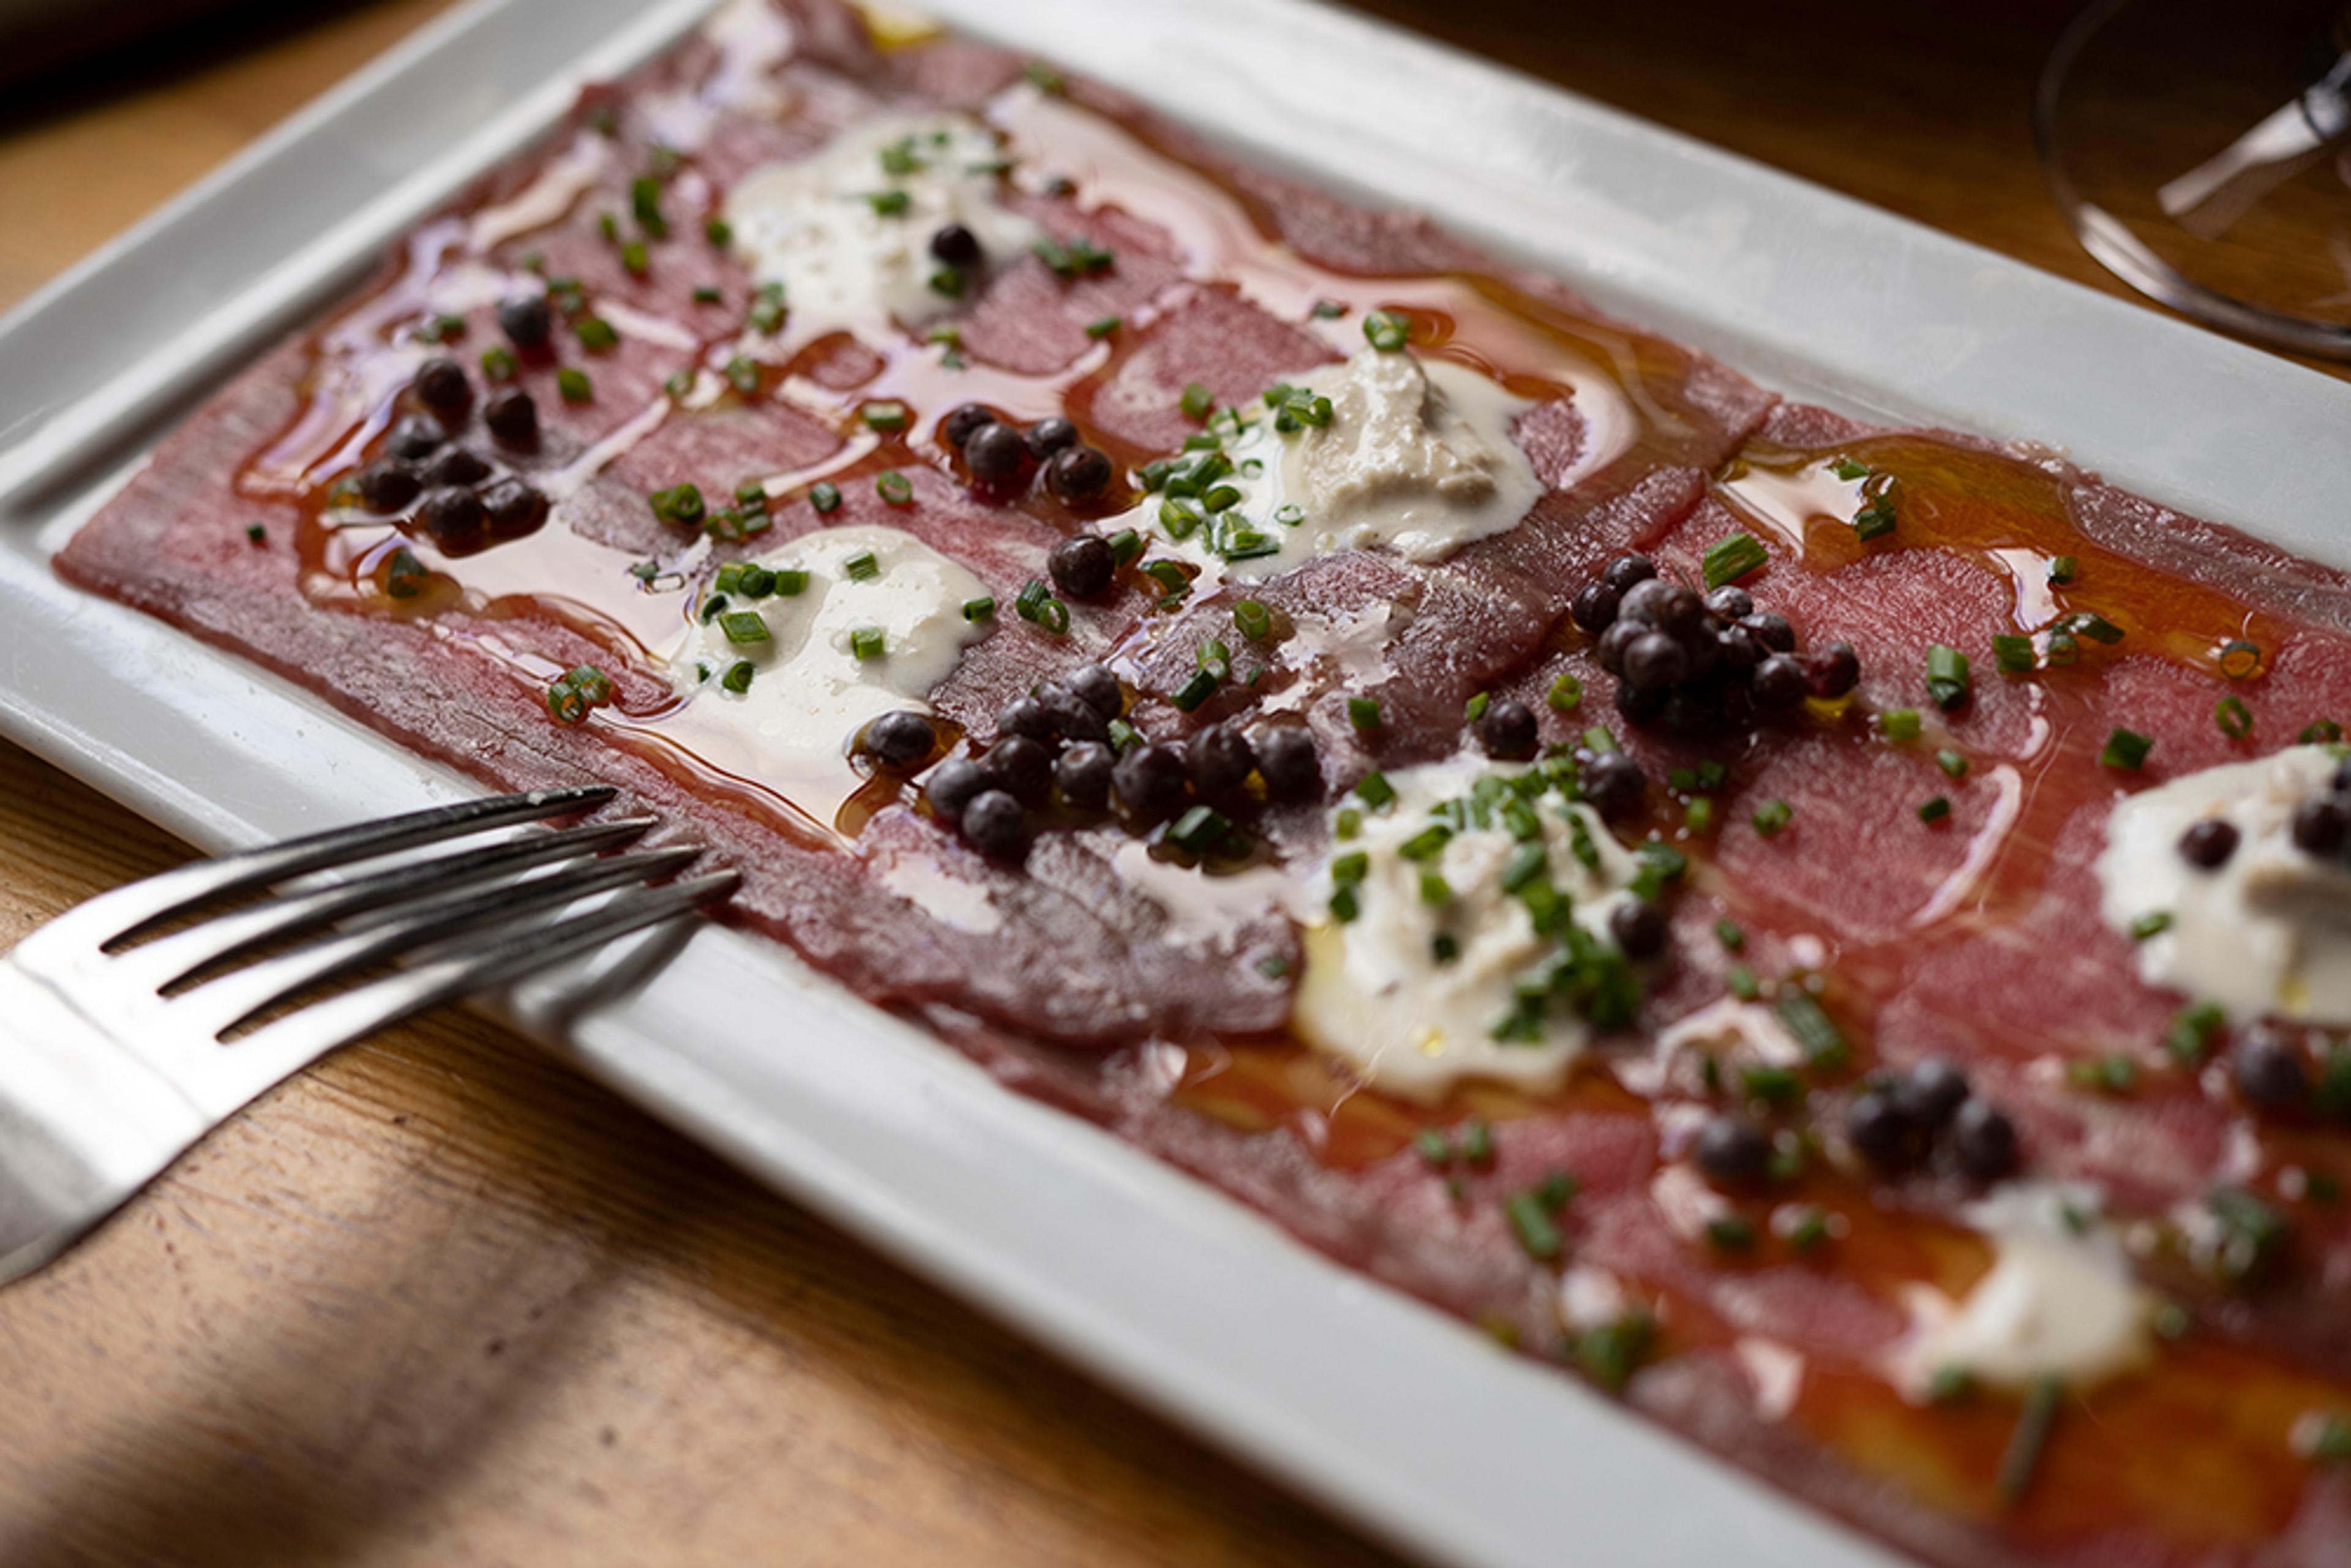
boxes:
[2097,745,2351,1023]
[667,524,988,813]
[1292,756,1644,1100]
[1132,348,1543,582]
[724,114,1039,342]
[1891,1183,2153,1397]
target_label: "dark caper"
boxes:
[416,487,485,542]
[480,478,549,535]
[497,294,552,348]
[2233,1027,2309,1109]
[1026,416,1079,459]
[1749,653,1808,712]
[386,413,449,461]
[1254,726,1321,800]
[356,460,421,512]
[1950,1100,2020,1182]
[1048,534,1117,599]
[1596,620,1643,676]
[1113,741,1191,819]
[1476,696,1539,760]
[965,421,1030,486]
[1803,642,1861,700]
[1621,631,1690,692]
[1892,1058,1970,1130]
[996,695,1058,744]
[863,710,937,770]
[1056,741,1116,807]
[2178,818,2241,871]
[1065,663,1123,721]
[1692,1115,1770,1187]
[421,446,490,487]
[1580,751,1646,820]
[1036,681,1110,745]
[929,222,983,268]
[414,356,471,413]
[923,756,993,822]
[484,387,538,446]
[1600,555,1657,594]
[940,402,995,450]
[1740,612,1796,653]
[1570,582,1621,635]
[1714,623,1763,677]
[1614,680,1668,726]
[960,789,1029,860]
[1845,1091,1916,1168]
[2291,797,2349,857]
[1608,899,1668,959]
[1703,585,1753,621]
[1186,722,1256,795]
[1046,445,1114,502]
[988,735,1054,805]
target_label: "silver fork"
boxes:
[0,785,735,1286]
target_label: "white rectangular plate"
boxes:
[6,4,2349,1566]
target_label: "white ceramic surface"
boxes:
[5,2,2349,1565]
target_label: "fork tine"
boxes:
[84,786,618,950]
[190,870,737,1116]
[122,816,658,994]
[180,845,707,1041]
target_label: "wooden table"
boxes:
[0,2,2333,1563]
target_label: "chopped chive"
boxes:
[861,400,909,432]
[866,189,912,217]
[621,240,648,277]
[1773,991,1848,1070]
[1701,532,1769,590]
[1727,965,1760,1002]
[1363,309,1411,352]
[1177,382,1214,421]
[1107,528,1144,568]
[244,522,266,545]
[1198,639,1232,680]
[1085,314,1121,339]
[1878,708,1922,742]
[876,470,913,505]
[1918,795,1952,823]
[725,356,760,395]
[2164,1000,2224,1063]
[557,367,593,403]
[1852,486,1898,541]
[1741,1064,1802,1106]
[2304,719,2345,744]
[1925,645,1971,711]
[2129,910,2172,940]
[1992,634,2036,675]
[1168,804,1230,857]
[2047,555,2077,585]
[1233,599,1273,642]
[1463,691,1491,724]
[1704,1217,1755,1252]
[2218,639,2263,680]
[2216,696,2252,740]
[1171,669,1220,712]
[2099,727,2154,771]
[2066,612,2126,645]
[1418,870,1452,907]
[718,610,770,645]
[1329,884,1360,923]
[849,626,886,661]
[479,345,517,382]
[1547,673,1584,711]
[703,216,733,248]
[1354,771,1396,809]
[1937,748,1970,779]
[842,550,881,582]
[962,595,996,622]
[1348,696,1382,730]
[1684,797,1715,833]
[1750,799,1794,838]
[1581,725,1618,755]
[383,547,429,600]
[720,659,754,694]
[1830,456,1870,481]
[1715,919,1745,951]
[1500,842,1548,893]
[575,316,619,352]
[1503,1191,1565,1261]
[1995,1377,2063,1509]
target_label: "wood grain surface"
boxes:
[0,2,2335,1565]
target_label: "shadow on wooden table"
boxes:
[0,745,1408,1568]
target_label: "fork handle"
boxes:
[0,967,211,1284]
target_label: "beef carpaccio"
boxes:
[59,2,2351,1561]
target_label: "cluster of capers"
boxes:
[351,357,547,549]
[859,662,1324,861]
[1573,555,1859,733]
[940,403,1117,508]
